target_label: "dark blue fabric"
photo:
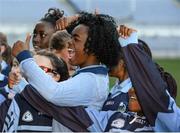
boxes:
[16,50,32,63]
[14,94,52,132]
[122,43,170,126]
[102,92,129,112]
[0,76,8,88]
[105,112,152,132]
[72,66,108,77]
[1,65,11,77]
[21,85,93,132]
[0,87,8,99]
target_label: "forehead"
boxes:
[72,24,89,36]
[12,58,19,65]
[33,55,52,67]
[34,21,54,32]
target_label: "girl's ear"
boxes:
[55,74,61,82]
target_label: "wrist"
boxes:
[16,50,32,63]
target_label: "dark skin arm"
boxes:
[12,33,31,57]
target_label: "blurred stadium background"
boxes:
[0,0,180,106]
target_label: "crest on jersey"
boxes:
[111,118,125,128]
[118,102,127,113]
[22,111,33,122]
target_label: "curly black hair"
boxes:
[40,8,64,27]
[66,12,121,68]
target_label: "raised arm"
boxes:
[117,25,180,131]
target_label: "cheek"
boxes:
[11,67,20,74]
[61,49,70,58]
[109,68,117,77]
[41,38,50,48]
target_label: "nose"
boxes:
[32,34,41,46]
[68,39,73,48]
[68,48,75,59]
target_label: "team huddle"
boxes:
[0,8,180,132]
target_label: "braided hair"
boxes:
[40,8,64,28]
[67,12,121,68]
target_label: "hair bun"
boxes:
[44,8,64,19]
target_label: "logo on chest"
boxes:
[105,101,115,106]
[117,102,127,113]
[22,111,33,122]
[111,118,125,129]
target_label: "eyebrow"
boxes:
[33,30,46,33]
[72,33,80,38]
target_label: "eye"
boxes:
[13,63,18,68]
[73,37,80,42]
[40,33,47,38]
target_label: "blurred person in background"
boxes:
[0,32,12,77]
[0,56,8,88]
[0,57,22,105]
[49,30,75,75]
[0,58,19,111]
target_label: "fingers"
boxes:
[56,18,62,30]
[25,33,31,50]
[12,41,22,56]
[71,14,79,22]
[12,40,26,57]
[56,17,69,31]
[118,25,137,38]
[55,15,79,31]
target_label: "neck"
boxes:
[79,55,100,68]
[118,70,129,82]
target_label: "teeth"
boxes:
[33,46,40,51]
[68,48,75,53]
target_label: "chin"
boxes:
[69,61,76,66]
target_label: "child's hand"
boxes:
[117,25,137,39]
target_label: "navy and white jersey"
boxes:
[2,94,52,132]
[1,60,11,77]
[0,99,11,131]
[0,87,8,105]
[20,85,93,132]
[102,78,132,112]
[101,77,153,131]
[0,86,16,105]
[0,73,8,88]
[105,112,153,132]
